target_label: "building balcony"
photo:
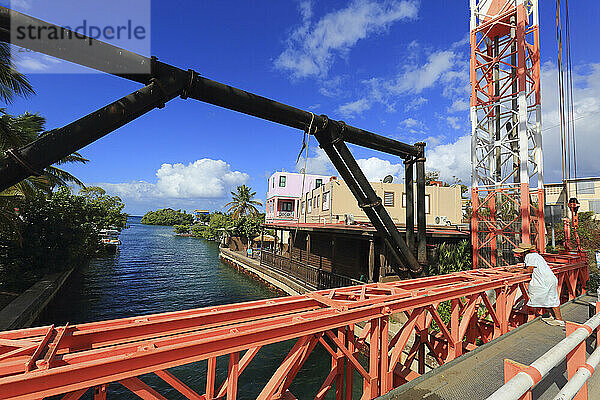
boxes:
[276,211,295,219]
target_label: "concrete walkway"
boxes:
[0,269,72,331]
[380,295,599,400]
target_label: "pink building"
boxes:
[265,171,335,223]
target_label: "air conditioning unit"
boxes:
[434,215,451,226]
[344,213,355,225]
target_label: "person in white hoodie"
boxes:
[510,243,564,326]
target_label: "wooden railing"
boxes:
[260,250,362,290]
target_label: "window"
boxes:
[280,201,293,212]
[307,198,312,213]
[316,195,320,208]
[576,181,595,194]
[315,178,323,188]
[301,201,305,214]
[279,175,286,187]
[383,191,394,207]
[322,192,330,211]
[589,200,600,214]
[272,178,275,188]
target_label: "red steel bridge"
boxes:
[0,1,591,399]
[0,252,587,399]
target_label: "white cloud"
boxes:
[97,159,249,201]
[399,117,422,129]
[275,0,419,78]
[448,98,470,113]
[296,147,406,183]
[296,146,334,175]
[416,62,600,186]
[540,62,600,182]
[319,75,346,97]
[426,135,472,183]
[405,96,428,111]
[445,116,461,130]
[343,37,470,116]
[357,157,404,181]
[9,0,32,11]
[14,53,62,72]
[393,50,456,94]
[337,97,371,117]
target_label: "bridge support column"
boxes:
[449,299,463,360]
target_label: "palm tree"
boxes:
[225,185,262,219]
[0,42,34,104]
[0,111,88,196]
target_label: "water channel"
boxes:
[42,216,360,399]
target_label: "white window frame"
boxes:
[322,192,330,211]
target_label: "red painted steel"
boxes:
[470,1,545,269]
[0,253,587,400]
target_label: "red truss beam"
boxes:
[0,253,588,400]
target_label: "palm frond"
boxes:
[0,43,34,104]
[43,166,86,188]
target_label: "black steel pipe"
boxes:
[314,130,408,273]
[0,6,419,158]
[0,7,151,83]
[404,157,415,251]
[314,121,421,274]
[0,77,185,191]
[415,143,427,265]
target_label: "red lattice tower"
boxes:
[469,0,545,268]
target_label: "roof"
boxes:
[253,234,276,242]
[263,221,470,238]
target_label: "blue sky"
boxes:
[3,1,600,215]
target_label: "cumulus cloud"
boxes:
[97,159,249,202]
[296,147,405,182]
[275,0,419,78]
[425,135,471,183]
[357,157,404,181]
[412,62,600,187]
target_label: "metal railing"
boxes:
[487,304,600,400]
[260,250,362,290]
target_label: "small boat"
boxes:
[99,229,121,253]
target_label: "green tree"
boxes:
[0,187,127,291]
[173,224,190,234]
[79,186,128,230]
[200,212,233,240]
[225,185,262,219]
[141,208,194,226]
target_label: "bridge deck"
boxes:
[379,294,599,400]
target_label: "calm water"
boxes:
[42,216,352,399]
